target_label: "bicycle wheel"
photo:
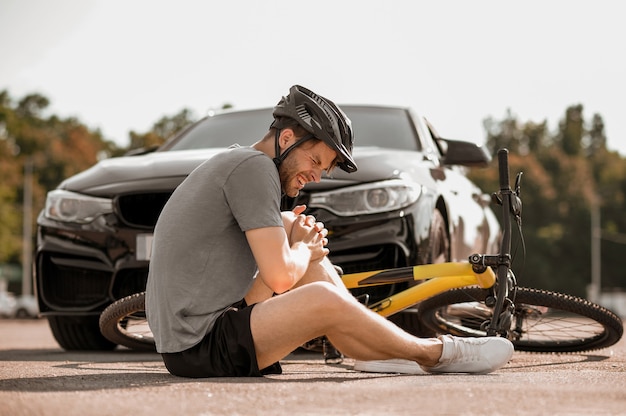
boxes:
[418,286,623,353]
[99,292,156,351]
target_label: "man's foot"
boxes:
[422,335,514,374]
[353,358,427,374]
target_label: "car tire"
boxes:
[427,209,450,264]
[15,308,29,319]
[48,316,117,350]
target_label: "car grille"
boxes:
[39,254,111,309]
[331,244,404,275]
[39,253,150,310]
[116,192,173,228]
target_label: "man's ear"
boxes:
[278,128,296,149]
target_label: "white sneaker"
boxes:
[422,335,514,374]
[354,358,427,375]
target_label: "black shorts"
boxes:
[161,302,282,378]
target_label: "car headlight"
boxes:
[309,180,422,216]
[44,189,113,224]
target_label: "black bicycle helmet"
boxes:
[270,85,357,173]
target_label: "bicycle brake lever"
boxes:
[514,172,523,196]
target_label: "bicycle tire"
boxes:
[418,286,623,353]
[99,292,156,351]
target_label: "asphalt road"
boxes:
[1,318,625,416]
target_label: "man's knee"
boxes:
[300,281,354,310]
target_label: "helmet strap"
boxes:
[273,130,314,168]
[272,129,282,167]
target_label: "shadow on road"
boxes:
[0,348,161,363]
[505,352,612,371]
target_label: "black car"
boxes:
[35,105,500,350]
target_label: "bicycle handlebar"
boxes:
[484,148,515,336]
[498,148,510,191]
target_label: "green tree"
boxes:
[471,104,626,296]
[0,90,119,266]
[586,113,607,156]
[0,123,22,264]
[556,104,584,156]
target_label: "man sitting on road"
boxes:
[145,85,514,378]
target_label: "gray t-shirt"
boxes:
[146,146,283,353]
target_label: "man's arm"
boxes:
[246,210,328,294]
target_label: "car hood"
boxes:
[60,147,424,195]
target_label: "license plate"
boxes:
[136,234,154,261]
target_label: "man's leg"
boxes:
[250,280,442,370]
[250,278,515,376]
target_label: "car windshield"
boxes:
[162,106,419,152]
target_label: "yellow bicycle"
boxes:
[100,149,623,353]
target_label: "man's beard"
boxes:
[278,156,300,197]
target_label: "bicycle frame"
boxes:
[341,262,496,317]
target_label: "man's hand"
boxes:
[288,206,329,261]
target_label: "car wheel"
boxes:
[48,316,117,350]
[427,209,450,264]
[15,308,29,319]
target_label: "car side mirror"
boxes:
[439,139,491,168]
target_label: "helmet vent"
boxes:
[296,105,311,125]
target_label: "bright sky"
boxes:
[1,0,625,155]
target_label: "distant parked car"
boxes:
[15,294,39,318]
[35,105,500,350]
[0,291,38,319]
[0,290,17,318]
